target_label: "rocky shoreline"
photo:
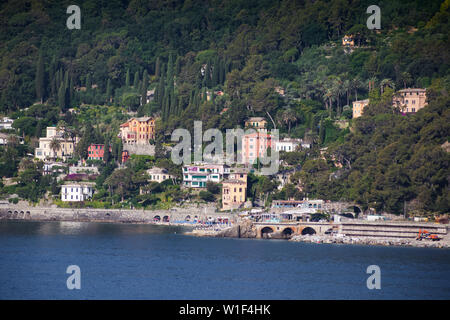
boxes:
[290,234,450,248]
[186,221,450,249]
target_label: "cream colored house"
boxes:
[35,127,78,161]
[393,88,427,113]
[146,167,174,183]
[352,99,370,118]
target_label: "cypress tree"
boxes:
[49,56,57,96]
[106,79,112,103]
[212,56,219,87]
[125,68,130,87]
[85,73,91,91]
[35,50,45,103]
[69,77,74,105]
[133,71,139,88]
[104,139,111,163]
[141,70,148,105]
[155,57,161,78]
[58,83,65,109]
[170,92,176,117]
[167,54,174,86]
[35,121,43,137]
[64,70,69,91]
[117,140,123,164]
[218,59,225,85]
[158,73,165,106]
[175,56,181,76]
[319,118,325,145]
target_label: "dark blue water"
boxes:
[0,220,449,299]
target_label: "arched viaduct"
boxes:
[254,222,335,239]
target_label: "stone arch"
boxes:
[347,205,362,217]
[301,227,316,235]
[261,226,274,238]
[185,215,191,222]
[8,211,12,214]
[163,216,170,222]
[282,227,295,239]
[153,215,161,222]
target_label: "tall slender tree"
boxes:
[133,71,139,88]
[35,51,45,103]
[125,68,130,87]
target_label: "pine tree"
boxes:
[35,50,45,103]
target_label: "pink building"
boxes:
[242,132,273,164]
[87,144,111,161]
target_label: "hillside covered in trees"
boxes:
[0,0,449,214]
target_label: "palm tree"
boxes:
[50,137,61,159]
[332,78,344,116]
[343,79,351,106]
[380,78,395,94]
[280,108,298,133]
[351,76,364,101]
[399,72,412,89]
[367,76,378,92]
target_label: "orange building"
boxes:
[242,132,273,164]
[119,117,156,145]
[393,88,427,113]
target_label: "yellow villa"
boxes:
[222,179,247,211]
[119,117,156,145]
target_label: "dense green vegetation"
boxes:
[0,0,448,214]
